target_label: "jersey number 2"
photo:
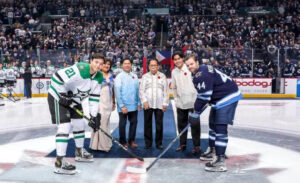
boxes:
[65,68,75,78]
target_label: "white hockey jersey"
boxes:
[48,62,103,116]
[45,65,56,78]
[31,65,43,77]
[5,67,16,81]
[0,68,5,84]
[19,66,26,76]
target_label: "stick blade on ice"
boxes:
[126,166,147,174]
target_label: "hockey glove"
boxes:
[188,112,200,127]
[58,93,73,107]
[89,113,101,131]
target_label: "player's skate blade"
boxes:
[204,155,227,172]
[75,148,94,162]
[75,156,94,162]
[205,166,227,172]
[54,167,77,175]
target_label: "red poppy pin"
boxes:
[132,76,135,79]
[184,72,187,76]
[158,76,161,79]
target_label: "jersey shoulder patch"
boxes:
[207,65,214,73]
[195,71,202,78]
[93,71,103,84]
[76,62,90,79]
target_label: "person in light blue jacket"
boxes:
[114,58,141,148]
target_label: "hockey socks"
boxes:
[208,129,216,147]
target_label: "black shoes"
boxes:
[192,146,201,155]
[176,145,186,152]
[144,145,151,149]
[156,145,163,150]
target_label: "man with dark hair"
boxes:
[171,52,200,154]
[139,58,169,149]
[47,54,104,175]
[185,55,242,172]
[114,58,141,148]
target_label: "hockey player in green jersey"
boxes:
[47,53,104,175]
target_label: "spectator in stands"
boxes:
[231,61,241,77]
[293,61,300,77]
[240,59,252,77]
[282,59,294,77]
[253,62,268,78]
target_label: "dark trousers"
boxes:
[118,111,138,144]
[177,108,200,147]
[25,82,32,98]
[144,108,164,146]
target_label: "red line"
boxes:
[116,159,145,183]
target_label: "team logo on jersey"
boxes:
[158,76,160,79]
[195,72,201,78]
[184,72,187,76]
[74,89,90,101]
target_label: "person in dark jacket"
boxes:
[23,64,32,98]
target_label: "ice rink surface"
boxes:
[0,97,300,183]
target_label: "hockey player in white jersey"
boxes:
[31,60,43,78]
[5,62,17,83]
[19,62,26,77]
[47,53,104,175]
[45,60,56,77]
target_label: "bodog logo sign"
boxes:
[234,79,271,88]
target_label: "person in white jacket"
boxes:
[139,58,169,149]
[171,51,200,154]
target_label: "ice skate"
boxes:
[54,158,77,175]
[199,147,215,161]
[75,148,94,162]
[205,155,227,172]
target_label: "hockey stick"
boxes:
[126,123,191,174]
[126,103,210,173]
[68,103,144,162]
